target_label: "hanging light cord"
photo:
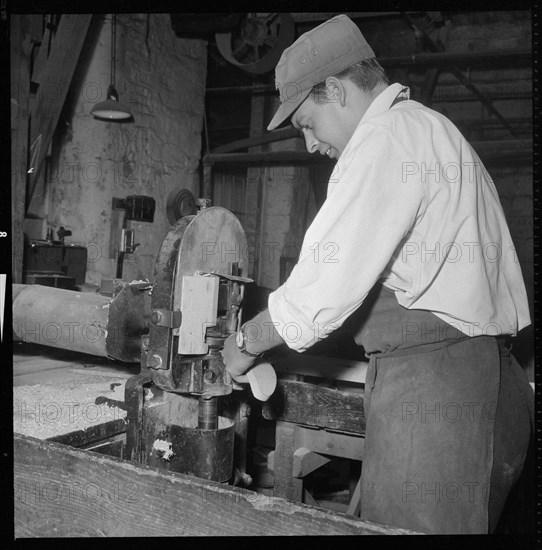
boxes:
[110,13,117,92]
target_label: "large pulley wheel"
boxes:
[215,13,295,74]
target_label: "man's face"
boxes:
[291,91,350,160]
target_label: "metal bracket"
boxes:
[151,308,182,328]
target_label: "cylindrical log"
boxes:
[12,284,110,356]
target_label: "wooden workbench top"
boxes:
[13,342,139,442]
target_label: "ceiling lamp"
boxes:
[91,14,133,121]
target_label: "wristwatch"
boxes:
[235,324,260,358]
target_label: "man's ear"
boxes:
[325,77,346,106]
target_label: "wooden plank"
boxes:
[27,14,92,209]
[273,355,368,384]
[247,93,266,282]
[14,358,86,377]
[293,447,331,478]
[347,477,362,517]
[213,127,298,153]
[48,419,126,448]
[297,426,365,461]
[14,434,417,536]
[10,15,33,283]
[273,421,303,501]
[262,379,366,435]
[67,368,136,379]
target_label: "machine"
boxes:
[13,202,276,485]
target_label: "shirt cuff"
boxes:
[268,284,330,352]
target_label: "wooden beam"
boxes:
[293,447,331,478]
[205,150,335,165]
[14,434,416,535]
[10,15,33,283]
[204,139,532,167]
[297,426,365,461]
[213,127,299,154]
[262,379,366,435]
[247,93,266,283]
[26,14,92,211]
[273,355,368,384]
[273,421,303,502]
[347,477,362,517]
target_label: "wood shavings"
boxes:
[152,439,175,461]
[144,388,154,401]
[129,279,150,285]
[13,378,127,439]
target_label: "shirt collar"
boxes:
[360,82,410,124]
[334,83,409,169]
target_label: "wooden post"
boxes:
[273,421,303,501]
[245,94,266,282]
[202,161,212,202]
[10,15,32,283]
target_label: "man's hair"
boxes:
[310,58,389,101]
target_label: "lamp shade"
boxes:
[92,16,133,122]
[91,98,133,120]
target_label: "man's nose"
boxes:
[303,129,319,153]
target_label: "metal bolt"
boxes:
[196,198,211,210]
[204,369,217,383]
[148,354,163,368]
[151,310,163,325]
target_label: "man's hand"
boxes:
[221,333,257,383]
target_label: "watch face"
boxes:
[236,330,243,348]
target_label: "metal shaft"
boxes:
[198,396,218,430]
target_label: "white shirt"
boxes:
[268,83,531,352]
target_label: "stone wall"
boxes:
[26,14,207,286]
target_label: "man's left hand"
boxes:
[221,333,257,383]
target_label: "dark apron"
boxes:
[346,284,532,534]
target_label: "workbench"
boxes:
[13,342,137,454]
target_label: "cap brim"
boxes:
[267,87,312,131]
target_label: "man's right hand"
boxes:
[221,333,257,383]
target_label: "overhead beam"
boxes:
[204,139,532,166]
[401,12,519,138]
[26,14,93,213]
[205,49,532,97]
[378,49,532,67]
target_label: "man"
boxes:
[221,14,532,534]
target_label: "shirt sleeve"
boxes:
[268,124,427,351]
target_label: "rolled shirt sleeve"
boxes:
[269,125,426,351]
